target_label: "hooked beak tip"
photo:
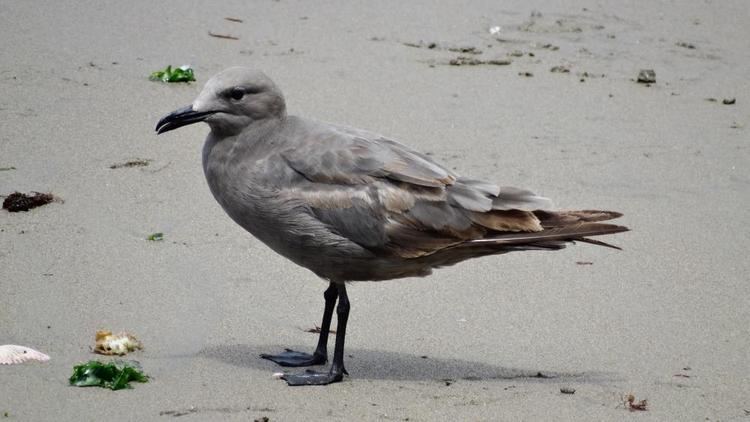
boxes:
[155,105,215,135]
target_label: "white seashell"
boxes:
[489,26,501,35]
[0,345,50,365]
[272,372,285,379]
[94,330,143,356]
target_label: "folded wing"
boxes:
[279,123,624,260]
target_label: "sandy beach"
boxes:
[1,0,749,420]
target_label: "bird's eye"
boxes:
[229,87,245,100]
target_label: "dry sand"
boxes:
[1,1,749,420]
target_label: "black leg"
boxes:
[260,283,338,367]
[314,283,339,359]
[329,284,349,377]
[282,283,350,386]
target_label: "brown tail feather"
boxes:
[409,218,628,274]
[534,210,623,228]
[466,222,629,247]
[574,237,622,250]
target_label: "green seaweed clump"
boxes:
[69,360,148,390]
[147,232,164,241]
[149,65,195,83]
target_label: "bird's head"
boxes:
[155,67,286,137]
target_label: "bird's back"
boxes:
[201,114,626,282]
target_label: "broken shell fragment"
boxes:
[0,345,51,364]
[94,330,143,356]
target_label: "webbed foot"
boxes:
[282,368,346,386]
[260,349,326,367]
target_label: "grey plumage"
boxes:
[156,67,628,385]
[158,67,627,283]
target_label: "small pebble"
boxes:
[722,98,736,105]
[637,69,656,84]
[560,387,576,394]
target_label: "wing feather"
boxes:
[277,120,619,258]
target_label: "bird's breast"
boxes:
[203,138,264,226]
[199,131,379,280]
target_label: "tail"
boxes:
[409,209,627,273]
[465,210,628,250]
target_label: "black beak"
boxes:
[155,105,216,134]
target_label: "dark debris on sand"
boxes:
[304,325,336,335]
[109,159,152,169]
[449,56,512,66]
[2,192,56,212]
[624,394,648,411]
[675,41,696,49]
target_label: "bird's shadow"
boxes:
[199,344,615,384]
